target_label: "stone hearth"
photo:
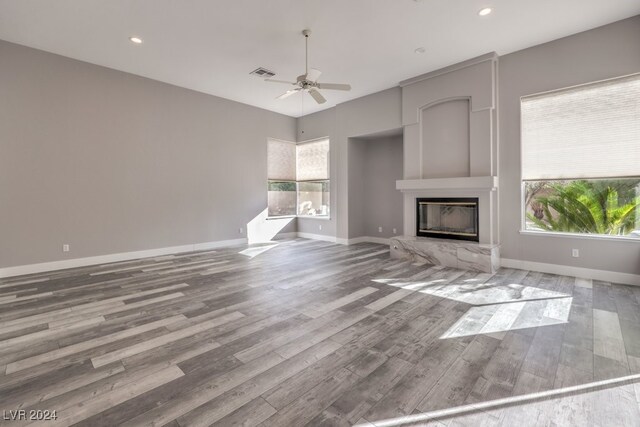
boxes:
[390,236,499,273]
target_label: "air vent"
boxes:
[250,67,276,78]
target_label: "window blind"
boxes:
[297,139,330,181]
[521,73,640,181]
[267,139,296,181]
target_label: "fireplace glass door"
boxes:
[417,198,479,242]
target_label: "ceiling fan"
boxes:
[265,29,351,104]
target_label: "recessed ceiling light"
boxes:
[129,36,143,44]
[414,47,426,54]
[478,7,492,16]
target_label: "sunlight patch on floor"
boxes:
[238,243,279,258]
[373,276,573,338]
[373,278,570,305]
[246,208,293,244]
[417,281,569,305]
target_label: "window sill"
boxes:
[298,216,331,221]
[266,215,331,221]
[519,229,640,243]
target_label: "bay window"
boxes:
[267,138,330,218]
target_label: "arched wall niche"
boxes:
[401,53,497,181]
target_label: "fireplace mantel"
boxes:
[396,176,497,192]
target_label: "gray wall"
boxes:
[499,15,640,275]
[348,138,367,239]
[349,135,403,239]
[0,40,296,268]
[362,135,404,238]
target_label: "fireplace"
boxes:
[416,198,479,242]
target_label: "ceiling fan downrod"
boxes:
[303,29,311,76]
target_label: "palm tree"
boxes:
[527,180,640,235]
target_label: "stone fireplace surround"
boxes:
[391,177,500,273]
[390,53,500,273]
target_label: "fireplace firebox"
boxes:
[416,198,479,242]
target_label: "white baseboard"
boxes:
[272,232,298,240]
[302,234,390,245]
[193,238,247,251]
[339,236,391,245]
[501,258,640,286]
[0,238,248,279]
[4,235,635,287]
[296,232,337,243]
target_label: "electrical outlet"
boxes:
[392,228,397,234]
[378,227,383,233]
[62,244,70,252]
[319,224,322,231]
[239,227,243,234]
[572,249,579,258]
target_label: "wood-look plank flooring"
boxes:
[1,238,639,426]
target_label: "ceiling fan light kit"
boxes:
[265,29,351,105]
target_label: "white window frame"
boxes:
[519,74,640,241]
[267,137,331,220]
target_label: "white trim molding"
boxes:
[396,176,498,192]
[302,234,389,246]
[192,238,248,251]
[3,233,636,289]
[272,232,298,240]
[0,232,363,278]
[519,229,640,243]
[399,52,498,87]
[501,258,640,286]
[296,232,338,243]
[0,238,248,279]
[341,236,391,245]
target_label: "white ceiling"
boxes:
[1,0,638,117]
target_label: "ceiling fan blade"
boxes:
[265,79,297,85]
[306,68,322,82]
[276,89,301,100]
[316,83,351,91]
[308,88,327,104]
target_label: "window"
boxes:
[521,73,640,238]
[268,181,297,217]
[267,139,297,216]
[296,139,330,216]
[267,138,330,218]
